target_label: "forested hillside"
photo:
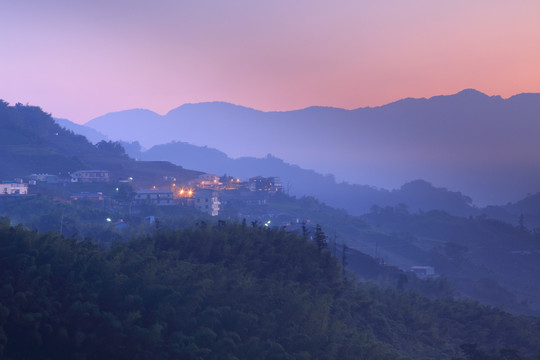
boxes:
[1,219,539,359]
[0,101,199,185]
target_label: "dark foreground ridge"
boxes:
[1,219,539,359]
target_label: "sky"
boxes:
[1,0,540,124]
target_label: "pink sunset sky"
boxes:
[1,0,539,124]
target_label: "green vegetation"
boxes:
[1,220,540,359]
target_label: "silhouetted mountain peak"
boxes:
[87,108,161,124]
[165,101,262,117]
[454,88,489,98]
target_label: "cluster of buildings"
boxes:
[135,174,283,216]
[0,171,112,199]
[5,170,283,217]
[188,174,282,193]
[132,188,222,216]
[25,170,112,184]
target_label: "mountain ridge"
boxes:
[0,101,200,186]
[83,89,540,205]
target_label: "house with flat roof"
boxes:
[133,190,175,206]
[28,173,60,183]
[248,176,282,193]
[1,181,28,195]
[70,170,110,183]
[70,192,105,202]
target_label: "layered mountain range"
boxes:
[83,89,540,205]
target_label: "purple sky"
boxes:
[1,1,540,124]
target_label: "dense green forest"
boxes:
[1,219,540,359]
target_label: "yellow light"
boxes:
[180,189,185,195]
[188,190,193,196]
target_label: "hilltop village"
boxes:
[1,170,282,217]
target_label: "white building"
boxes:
[133,190,175,206]
[194,189,220,216]
[70,170,110,183]
[0,181,28,195]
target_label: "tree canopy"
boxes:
[1,219,540,359]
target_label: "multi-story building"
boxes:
[194,189,221,216]
[133,190,175,206]
[0,181,28,195]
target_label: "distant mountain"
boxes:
[0,101,200,186]
[85,108,166,146]
[54,117,108,143]
[84,90,540,205]
[133,140,477,216]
